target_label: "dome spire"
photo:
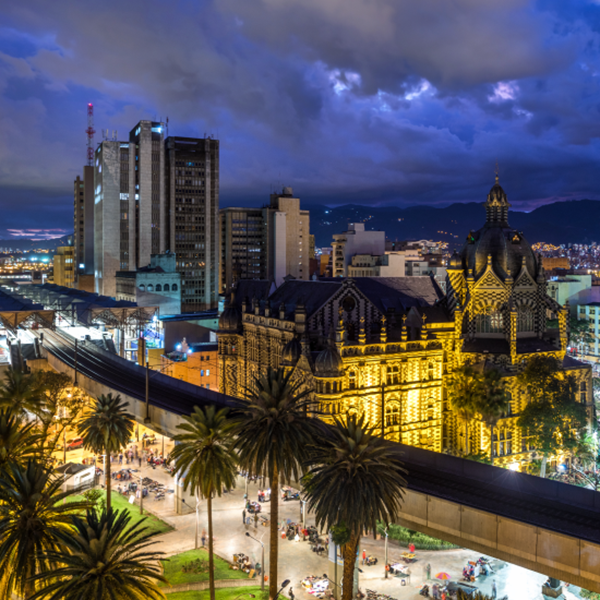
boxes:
[484,165,510,225]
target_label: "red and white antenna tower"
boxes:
[86,103,95,166]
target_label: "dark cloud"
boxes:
[0,0,599,237]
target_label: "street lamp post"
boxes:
[139,451,145,515]
[73,338,78,386]
[275,579,291,600]
[384,527,389,578]
[246,531,265,593]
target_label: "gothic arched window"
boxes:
[517,308,535,332]
[476,308,503,333]
[385,403,400,427]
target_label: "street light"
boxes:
[246,531,265,593]
[275,579,291,600]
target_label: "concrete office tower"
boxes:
[73,165,94,280]
[219,187,310,293]
[219,207,268,293]
[268,187,309,286]
[165,137,219,312]
[94,121,165,297]
[130,121,166,264]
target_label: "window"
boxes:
[387,366,399,385]
[476,308,503,333]
[517,308,535,332]
[348,371,357,389]
[147,284,154,292]
[206,370,210,376]
[164,284,170,291]
[172,284,178,291]
[155,284,162,292]
[201,370,204,376]
[385,403,400,427]
[493,429,513,457]
[206,383,209,389]
[139,284,145,291]
[326,381,331,394]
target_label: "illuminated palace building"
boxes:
[218,177,592,464]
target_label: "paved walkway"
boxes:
[60,437,583,599]
[146,476,582,600]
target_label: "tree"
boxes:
[475,369,509,466]
[77,393,134,511]
[0,369,47,420]
[170,405,237,600]
[0,460,88,599]
[35,371,86,460]
[233,367,323,600]
[517,356,588,478]
[304,415,406,600]
[0,409,40,469]
[447,364,481,455]
[30,509,167,600]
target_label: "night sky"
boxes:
[1,1,600,240]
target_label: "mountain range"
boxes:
[306,199,600,249]
[1,198,599,253]
[0,235,71,252]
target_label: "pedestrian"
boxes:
[138,456,142,467]
[409,542,415,554]
[289,587,295,600]
[254,513,259,529]
[362,550,366,565]
[491,579,497,599]
[119,453,123,465]
[243,509,247,525]
[426,563,431,580]
[201,529,207,547]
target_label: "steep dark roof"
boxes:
[232,280,273,307]
[267,280,342,318]
[352,277,444,312]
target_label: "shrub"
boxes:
[379,523,459,551]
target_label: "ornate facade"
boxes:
[218,177,592,467]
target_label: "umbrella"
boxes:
[436,572,451,580]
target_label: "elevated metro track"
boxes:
[35,327,600,591]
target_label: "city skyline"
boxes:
[1,1,600,237]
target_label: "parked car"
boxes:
[65,437,84,451]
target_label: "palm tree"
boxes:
[447,364,482,455]
[30,508,167,600]
[0,409,40,469]
[0,460,88,599]
[233,367,323,600]
[77,393,134,512]
[475,369,509,465]
[170,405,237,600]
[304,415,406,600]
[0,369,46,420]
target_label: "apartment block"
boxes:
[219,187,310,292]
[73,165,94,282]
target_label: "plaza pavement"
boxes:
[60,435,580,599]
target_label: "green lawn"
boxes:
[166,586,265,600]
[69,490,173,536]
[162,549,250,587]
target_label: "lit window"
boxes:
[206,370,210,376]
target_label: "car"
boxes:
[65,437,84,451]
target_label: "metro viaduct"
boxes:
[32,327,600,592]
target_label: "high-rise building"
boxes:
[219,187,310,293]
[94,137,133,297]
[267,188,309,286]
[165,137,219,312]
[91,121,219,310]
[53,245,75,287]
[73,165,94,282]
[219,207,268,293]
